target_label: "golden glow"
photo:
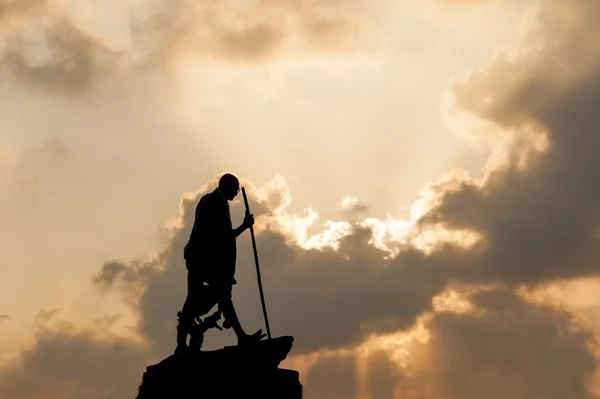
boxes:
[266,173,485,256]
[8,1,598,398]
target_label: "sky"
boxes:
[2,0,600,398]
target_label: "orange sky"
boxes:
[3,0,600,398]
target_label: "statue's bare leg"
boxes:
[175,279,217,354]
[215,284,265,345]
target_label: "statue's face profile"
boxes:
[219,173,240,201]
[222,182,240,201]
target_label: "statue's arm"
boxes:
[233,224,247,238]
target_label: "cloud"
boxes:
[338,196,369,214]
[364,351,401,399]
[394,287,598,399]
[299,287,598,399]
[413,0,600,288]
[0,2,123,95]
[0,324,148,399]
[92,260,127,289]
[6,0,600,397]
[86,0,600,392]
[92,175,462,357]
[0,0,47,28]
[0,314,9,322]
[133,0,371,67]
[0,0,377,95]
[304,353,358,399]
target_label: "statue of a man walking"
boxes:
[175,173,265,354]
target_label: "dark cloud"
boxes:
[413,0,600,287]
[5,0,600,397]
[93,175,460,357]
[297,289,598,399]
[92,260,127,289]
[365,351,400,399]
[0,1,121,95]
[87,0,600,391]
[301,288,598,399]
[304,353,358,399]
[0,325,148,399]
[93,259,159,308]
[0,17,122,94]
[394,288,598,399]
[80,0,600,388]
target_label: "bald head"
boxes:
[218,173,240,201]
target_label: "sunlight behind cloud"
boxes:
[260,173,485,257]
[8,0,594,398]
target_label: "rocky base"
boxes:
[136,336,302,399]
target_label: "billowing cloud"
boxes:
[303,287,599,399]
[417,0,600,287]
[93,175,458,357]
[89,0,600,392]
[393,288,598,399]
[0,0,376,95]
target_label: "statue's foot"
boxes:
[202,312,223,331]
[188,329,205,351]
[189,342,202,352]
[174,343,189,355]
[238,329,266,346]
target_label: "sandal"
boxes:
[238,329,266,346]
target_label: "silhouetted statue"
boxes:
[175,173,266,354]
[136,173,302,398]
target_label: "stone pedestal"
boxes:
[136,336,302,398]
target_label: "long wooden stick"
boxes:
[241,187,272,340]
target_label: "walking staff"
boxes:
[242,187,272,340]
